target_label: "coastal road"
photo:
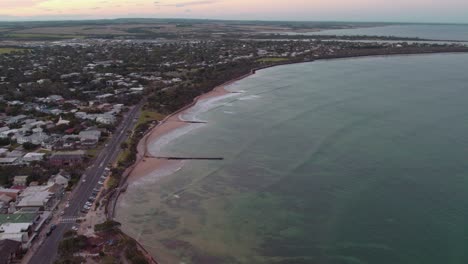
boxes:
[28,103,142,264]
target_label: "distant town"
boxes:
[0,19,467,264]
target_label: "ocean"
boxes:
[117,53,468,264]
[294,24,468,41]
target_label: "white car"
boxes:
[71,226,78,231]
[98,181,104,185]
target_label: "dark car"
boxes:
[46,225,56,236]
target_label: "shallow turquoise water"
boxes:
[118,53,468,263]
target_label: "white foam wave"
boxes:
[238,95,261,101]
[129,161,185,188]
[180,92,239,121]
[147,124,203,156]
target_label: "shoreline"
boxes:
[111,49,468,263]
[113,48,468,207]
[127,72,254,183]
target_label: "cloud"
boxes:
[155,0,221,8]
[1,0,49,8]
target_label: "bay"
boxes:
[117,53,468,264]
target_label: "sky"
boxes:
[1,0,468,23]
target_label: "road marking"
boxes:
[59,216,79,223]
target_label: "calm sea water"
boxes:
[117,53,468,264]
[296,24,468,41]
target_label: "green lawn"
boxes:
[0,48,27,54]
[256,57,289,63]
[86,146,103,159]
[116,110,165,164]
[4,33,85,39]
[137,110,166,126]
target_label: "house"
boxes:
[97,103,113,112]
[0,239,22,264]
[130,87,144,92]
[13,176,28,187]
[5,115,27,125]
[79,129,101,147]
[0,129,18,139]
[6,150,24,159]
[96,93,113,101]
[96,114,116,125]
[49,150,85,167]
[16,184,64,211]
[0,213,39,249]
[0,148,7,156]
[56,116,70,126]
[41,136,60,151]
[60,135,80,149]
[48,172,70,187]
[46,95,64,103]
[49,109,63,116]
[15,132,49,145]
[21,153,45,163]
[0,158,19,166]
[0,223,30,245]
[0,189,21,200]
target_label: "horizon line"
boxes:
[0,17,467,26]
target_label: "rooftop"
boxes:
[0,222,31,233]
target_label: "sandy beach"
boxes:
[127,75,251,183]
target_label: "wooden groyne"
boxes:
[145,156,224,161]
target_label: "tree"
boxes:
[0,138,10,146]
[94,220,121,232]
[22,142,39,150]
[120,142,128,149]
[58,235,88,256]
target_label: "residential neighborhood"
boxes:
[0,25,467,264]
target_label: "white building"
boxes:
[13,176,28,186]
[96,114,116,125]
[16,184,63,211]
[22,153,45,163]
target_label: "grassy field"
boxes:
[4,33,85,39]
[116,110,166,164]
[0,48,27,54]
[256,57,289,63]
[86,148,101,159]
[137,110,166,126]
